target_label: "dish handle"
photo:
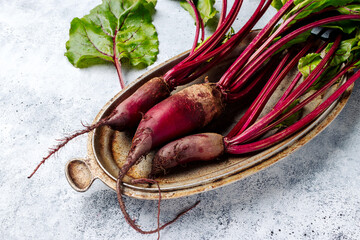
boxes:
[65,158,96,192]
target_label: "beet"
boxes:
[151,133,224,175]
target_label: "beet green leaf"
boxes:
[65,0,159,87]
[180,0,217,25]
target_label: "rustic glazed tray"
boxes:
[65,32,353,200]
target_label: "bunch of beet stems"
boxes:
[122,5,360,182]
[116,5,360,238]
[164,0,273,88]
[152,34,360,174]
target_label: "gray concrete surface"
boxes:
[0,0,359,239]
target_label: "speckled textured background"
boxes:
[1,0,359,239]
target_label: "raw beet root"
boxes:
[151,133,225,175]
[106,77,171,130]
[122,83,225,175]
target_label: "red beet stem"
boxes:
[113,29,125,89]
[186,0,205,55]
[217,0,228,29]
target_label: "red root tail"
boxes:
[131,178,162,240]
[27,111,117,179]
[116,170,200,238]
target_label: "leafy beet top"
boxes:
[65,0,159,87]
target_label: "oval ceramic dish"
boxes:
[65,32,353,200]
